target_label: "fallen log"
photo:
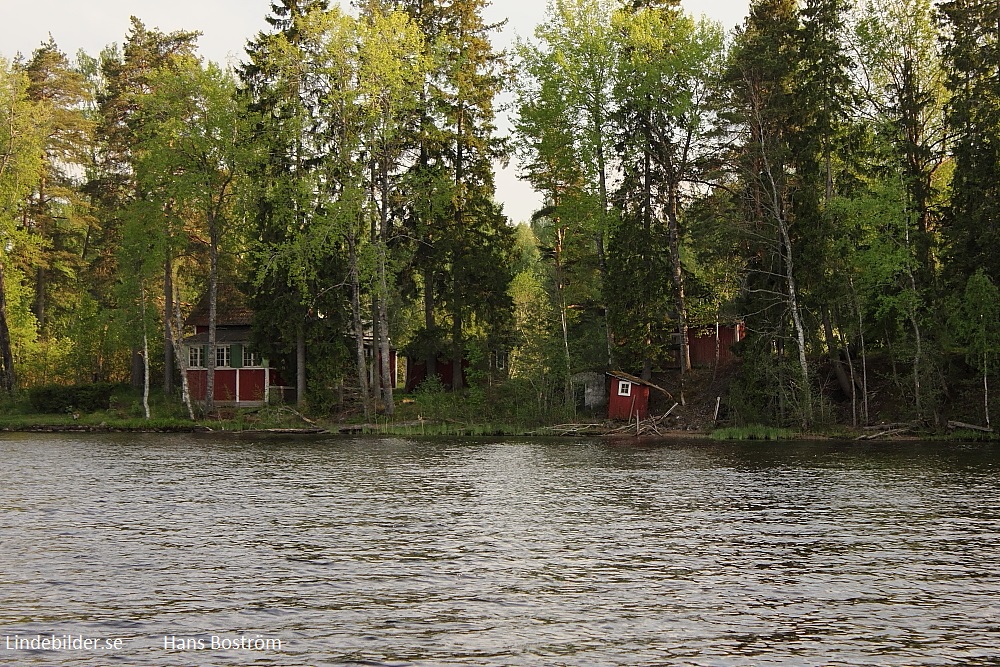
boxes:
[948,420,993,433]
[856,427,910,440]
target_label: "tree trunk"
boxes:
[168,282,195,420]
[666,178,689,407]
[424,266,437,383]
[349,233,371,420]
[371,293,382,401]
[823,307,853,398]
[451,286,463,391]
[163,256,174,395]
[0,260,16,393]
[296,321,306,408]
[667,183,690,375]
[780,222,811,427]
[33,266,45,333]
[555,224,572,397]
[378,286,394,415]
[595,112,612,367]
[908,273,922,415]
[141,283,150,420]
[377,158,394,416]
[641,137,654,383]
[452,99,465,392]
[205,225,218,415]
[984,353,990,429]
[130,348,143,391]
[757,116,811,426]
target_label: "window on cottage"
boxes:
[243,348,260,368]
[216,345,231,368]
[618,380,632,397]
[189,346,204,368]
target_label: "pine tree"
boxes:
[93,17,201,389]
[22,39,93,340]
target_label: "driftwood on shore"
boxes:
[609,404,681,437]
[531,423,609,436]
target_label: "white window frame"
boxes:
[189,346,204,368]
[216,345,231,368]
[243,348,260,368]
[618,380,632,397]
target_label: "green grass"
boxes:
[0,413,201,431]
[710,425,797,441]
[0,397,315,433]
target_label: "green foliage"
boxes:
[955,270,1000,367]
[5,0,1000,431]
[403,373,576,429]
[27,382,124,413]
[940,0,1000,283]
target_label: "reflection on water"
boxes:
[1,433,999,665]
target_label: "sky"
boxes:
[1,0,750,225]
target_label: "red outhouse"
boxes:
[606,371,666,421]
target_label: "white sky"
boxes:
[1,0,750,225]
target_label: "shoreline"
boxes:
[1,421,992,443]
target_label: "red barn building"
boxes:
[606,371,667,421]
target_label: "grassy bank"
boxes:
[4,381,996,441]
[709,425,797,441]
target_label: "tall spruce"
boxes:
[610,5,724,386]
[404,0,514,390]
[240,0,349,408]
[725,0,814,426]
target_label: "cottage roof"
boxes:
[606,370,669,395]
[184,328,252,344]
[185,284,254,328]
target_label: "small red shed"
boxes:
[606,371,666,421]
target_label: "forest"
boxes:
[1,0,999,430]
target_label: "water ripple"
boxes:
[1,434,999,665]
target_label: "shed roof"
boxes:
[606,370,669,395]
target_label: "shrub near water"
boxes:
[27,383,123,414]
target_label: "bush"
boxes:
[27,383,124,414]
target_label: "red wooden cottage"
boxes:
[606,371,667,421]
[185,287,399,406]
[184,288,292,406]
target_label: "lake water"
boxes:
[1,433,999,666]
